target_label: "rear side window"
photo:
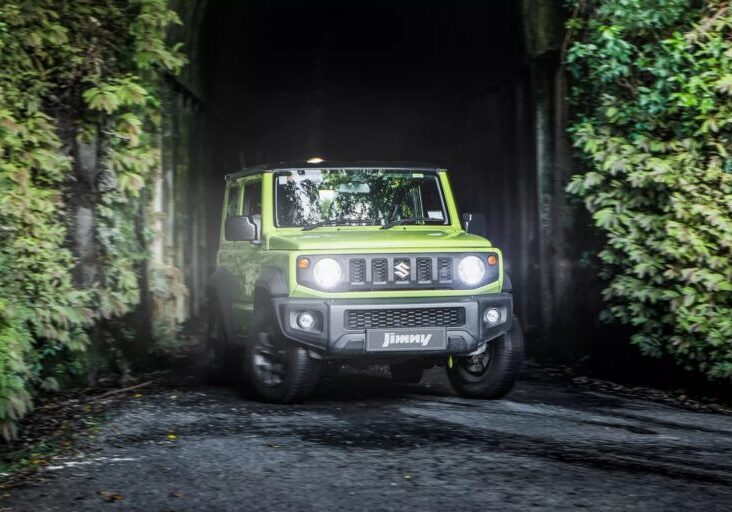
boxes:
[226,183,242,218]
[243,180,262,217]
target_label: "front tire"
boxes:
[447,316,524,399]
[246,303,321,403]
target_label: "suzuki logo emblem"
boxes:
[394,260,410,280]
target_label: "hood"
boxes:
[266,228,493,251]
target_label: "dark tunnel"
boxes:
[160,0,710,382]
[162,0,613,368]
[201,1,526,170]
[196,0,547,336]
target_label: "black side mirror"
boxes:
[462,212,487,237]
[225,215,258,241]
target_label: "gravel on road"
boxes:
[2,367,731,511]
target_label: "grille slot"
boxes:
[345,307,465,330]
[437,257,453,282]
[349,258,366,284]
[416,257,432,283]
[372,258,388,283]
[336,254,485,290]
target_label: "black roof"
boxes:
[224,161,444,180]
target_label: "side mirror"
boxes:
[225,215,258,241]
[462,212,487,237]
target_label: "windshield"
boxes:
[274,169,449,228]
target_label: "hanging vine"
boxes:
[0,0,184,438]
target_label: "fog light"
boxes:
[483,308,501,325]
[297,311,315,330]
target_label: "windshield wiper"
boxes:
[301,218,374,231]
[381,216,444,230]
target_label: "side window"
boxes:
[226,183,242,218]
[243,180,262,217]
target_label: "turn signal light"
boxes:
[298,258,310,270]
[487,254,498,266]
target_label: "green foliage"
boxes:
[565,0,732,379]
[0,300,33,441]
[149,320,182,358]
[0,0,184,437]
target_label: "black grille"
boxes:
[416,257,432,282]
[372,258,388,283]
[350,258,366,284]
[438,257,453,282]
[345,307,465,329]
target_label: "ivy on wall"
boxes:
[0,0,184,438]
[565,0,732,380]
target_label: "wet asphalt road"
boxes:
[4,368,732,511]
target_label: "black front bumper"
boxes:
[271,293,513,358]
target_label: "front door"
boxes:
[218,175,263,335]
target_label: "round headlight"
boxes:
[457,255,486,286]
[312,258,343,289]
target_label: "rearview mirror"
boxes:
[225,215,258,242]
[462,212,487,237]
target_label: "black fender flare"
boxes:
[502,272,513,293]
[252,266,290,338]
[253,266,289,306]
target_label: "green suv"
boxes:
[207,162,523,402]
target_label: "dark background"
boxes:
[200,0,542,329]
[201,0,529,224]
[162,0,731,392]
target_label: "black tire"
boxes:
[206,298,233,385]
[246,302,321,403]
[447,316,524,399]
[389,361,424,383]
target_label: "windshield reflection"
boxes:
[275,169,448,229]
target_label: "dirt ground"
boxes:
[1,361,731,511]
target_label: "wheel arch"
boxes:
[253,266,289,307]
[501,272,513,293]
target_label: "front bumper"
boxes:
[271,293,513,358]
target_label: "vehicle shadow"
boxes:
[312,370,453,403]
